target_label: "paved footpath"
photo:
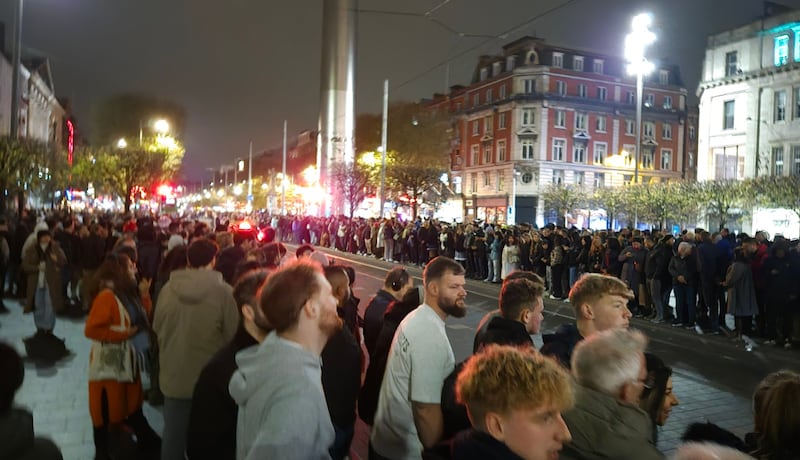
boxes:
[0,299,163,460]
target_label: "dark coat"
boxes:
[186,326,259,460]
[475,316,534,352]
[668,253,698,288]
[540,323,584,369]
[321,326,362,430]
[362,289,396,355]
[0,408,63,460]
[22,242,66,312]
[451,430,524,460]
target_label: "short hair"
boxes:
[456,345,573,430]
[423,256,465,287]
[296,244,315,258]
[572,329,648,397]
[753,370,798,428]
[499,278,544,320]
[259,260,325,333]
[568,273,633,313]
[37,229,51,241]
[187,238,219,268]
[502,270,544,286]
[678,242,693,254]
[233,269,269,312]
[672,442,754,460]
[753,372,800,458]
[0,341,24,413]
[384,267,411,292]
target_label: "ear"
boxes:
[241,304,255,323]
[302,298,318,319]
[619,381,635,403]
[579,303,594,320]
[484,412,506,441]
[519,308,531,325]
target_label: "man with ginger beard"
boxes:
[229,260,342,459]
[370,256,467,460]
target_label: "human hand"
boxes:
[138,278,152,296]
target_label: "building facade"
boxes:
[0,54,65,144]
[697,7,800,236]
[436,36,690,226]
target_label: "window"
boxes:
[642,151,654,169]
[524,79,535,94]
[593,59,604,74]
[522,108,535,126]
[472,120,479,135]
[484,145,492,164]
[573,56,584,71]
[597,87,607,101]
[713,147,744,179]
[773,146,784,176]
[556,80,567,96]
[499,85,507,99]
[552,139,565,161]
[725,51,738,77]
[473,93,480,106]
[663,95,673,109]
[552,52,563,68]
[574,171,585,186]
[471,145,479,165]
[689,126,696,140]
[625,119,635,135]
[499,112,507,129]
[662,123,672,140]
[594,172,605,188]
[623,145,635,166]
[483,172,491,187]
[578,84,588,98]
[775,90,787,122]
[593,142,607,164]
[555,110,566,128]
[480,67,489,80]
[723,100,735,129]
[689,152,695,168]
[775,35,790,66]
[623,175,633,186]
[645,93,655,107]
[627,91,635,104]
[492,62,502,76]
[486,89,493,104]
[661,149,672,170]
[484,116,493,134]
[552,170,564,185]
[644,122,655,138]
[506,55,515,71]
[659,70,669,85]
[521,139,534,160]
[498,140,507,161]
[575,113,587,131]
[471,173,478,193]
[573,144,586,163]
[497,171,504,191]
[793,145,800,176]
[453,176,462,194]
[795,87,800,118]
[595,116,607,132]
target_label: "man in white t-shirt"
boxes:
[370,256,467,460]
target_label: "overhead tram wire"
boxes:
[391,0,581,91]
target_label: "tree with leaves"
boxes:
[594,186,627,230]
[540,183,587,227]
[355,101,450,219]
[0,136,59,213]
[751,175,800,235]
[92,92,186,146]
[693,179,753,231]
[331,160,373,218]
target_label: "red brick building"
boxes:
[433,36,692,226]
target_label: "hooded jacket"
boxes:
[451,430,524,460]
[0,408,62,460]
[153,268,238,398]
[229,332,334,460]
[540,323,584,368]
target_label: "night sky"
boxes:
[4,0,800,181]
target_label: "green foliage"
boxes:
[331,161,373,218]
[355,101,450,218]
[541,183,587,225]
[0,136,63,212]
[593,186,626,229]
[751,175,800,216]
[91,92,186,146]
[693,179,753,231]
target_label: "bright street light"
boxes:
[117,138,127,149]
[154,119,170,134]
[625,12,656,186]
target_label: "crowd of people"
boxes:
[0,208,797,460]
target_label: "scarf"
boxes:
[116,290,152,373]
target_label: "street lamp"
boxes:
[625,13,656,185]
[140,118,170,146]
[117,138,128,149]
[509,167,521,225]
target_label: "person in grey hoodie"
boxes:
[230,259,342,460]
[153,238,239,460]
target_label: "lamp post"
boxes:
[509,167,521,225]
[625,13,656,186]
[139,118,170,146]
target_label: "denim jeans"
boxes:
[569,266,578,290]
[162,397,192,460]
[674,284,697,325]
[34,286,55,331]
[486,258,494,281]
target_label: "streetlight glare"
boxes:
[154,119,170,134]
[117,138,127,148]
[631,13,653,31]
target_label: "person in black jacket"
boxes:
[541,273,633,368]
[185,269,271,460]
[645,235,675,323]
[362,267,413,356]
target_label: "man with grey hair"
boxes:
[560,329,663,460]
[671,442,754,460]
[669,241,699,330]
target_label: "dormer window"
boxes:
[593,59,604,74]
[492,61,502,76]
[507,55,516,71]
[659,70,669,85]
[480,67,489,81]
[552,52,563,68]
[573,56,584,71]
